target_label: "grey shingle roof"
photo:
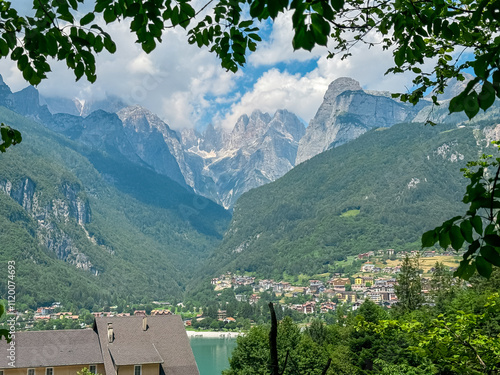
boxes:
[94,315,199,375]
[108,343,163,366]
[0,329,103,368]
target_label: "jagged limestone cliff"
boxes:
[182,109,306,208]
[296,77,431,164]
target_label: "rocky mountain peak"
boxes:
[200,123,226,152]
[296,76,429,164]
[229,110,275,149]
[325,77,363,101]
[118,105,183,144]
[268,109,306,141]
[0,74,13,108]
[41,94,127,117]
[180,128,201,149]
[434,73,475,101]
[180,108,305,208]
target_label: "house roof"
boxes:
[108,343,163,366]
[94,315,199,375]
[0,329,103,368]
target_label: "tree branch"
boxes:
[488,164,500,221]
[321,358,332,375]
[442,323,488,371]
[36,0,58,28]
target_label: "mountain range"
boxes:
[30,75,457,209]
[1,73,498,306]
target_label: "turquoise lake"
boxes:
[190,337,237,375]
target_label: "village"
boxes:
[1,249,461,331]
[209,249,460,315]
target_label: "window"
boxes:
[1,370,4,375]
[28,369,35,375]
[45,368,53,375]
[89,366,97,374]
[134,365,142,375]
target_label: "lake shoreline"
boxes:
[186,330,244,338]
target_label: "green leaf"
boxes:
[80,12,95,26]
[480,246,500,267]
[311,14,329,46]
[46,33,58,56]
[239,20,253,28]
[103,37,117,53]
[180,2,195,18]
[464,91,480,119]
[103,7,116,23]
[331,0,345,11]
[454,260,467,278]
[460,220,474,243]
[483,234,500,247]
[463,261,477,280]
[449,92,466,113]
[493,70,500,97]
[476,256,492,278]
[443,216,462,228]
[11,46,23,60]
[94,36,104,52]
[75,62,84,80]
[471,215,483,234]
[22,65,34,82]
[248,33,262,41]
[17,54,29,71]
[439,230,451,249]
[267,0,283,18]
[442,24,453,40]
[394,47,405,67]
[449,225,465,250]
[422,230,437,247]
[249,0,265,18]
[0,124,22,152]
[473,55,488,79]
[142,36,156,54]
[478,81,496,111]
[0,329,11,343]
[0,38,9,56]
[485,223,496,235]
[465,239,481,258]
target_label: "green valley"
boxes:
[0,107,230,310]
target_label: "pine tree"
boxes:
[395,255,424,312]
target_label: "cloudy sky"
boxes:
[0,2,418,131]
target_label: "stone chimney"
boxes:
[107,322,114,343]
[142,316,148,331]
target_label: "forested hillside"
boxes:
[201,120,498,279]
[0,107,230,309]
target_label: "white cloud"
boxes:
[0,59,26,92]
[0,7,427,132]
[0,15,237,130]
[218,69,330,129]
[209,12,423,130]
[249,12,325,66]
